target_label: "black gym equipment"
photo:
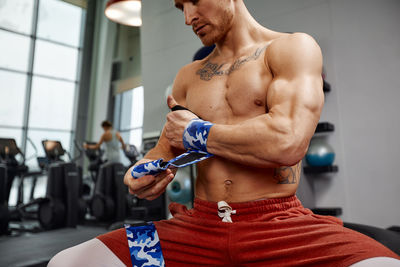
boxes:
[344,222,400,255]
[83,141,104,183]
[0,138,87,234]
[88,142,165,227]
[0,163,9,235]
[0,138,44,235]
[0,138,29,203]
[37,140,86,230]
[124,144,140,167]
[91,162,127,222]
[122,143,166,223]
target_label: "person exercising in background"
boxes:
[84,120,126,164]
[49,0,400,266]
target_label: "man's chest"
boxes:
[185,59,273,123]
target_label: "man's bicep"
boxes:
[266,74,324,140]
[267,33,324,128]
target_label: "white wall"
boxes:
[328,0,400,228]
[140,0,400,228]
[140,2,203,133]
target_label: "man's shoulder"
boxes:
[172,60,204,98]
[269,32,319,54]
[176,59,205,80]
[266,32,322,73]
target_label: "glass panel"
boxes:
[131,86,144,128]
[33,39,79,81]
[0,127,23,146]
[130,128,142,149]
[120,129,142,151]
[25,129,71,168]
[0,70,27,127]
[120,86,144,130]
[119,90,132,130]
[37,0,83,47]
[0,0,34,34]
[0,30,31,72]
[29,76,75,130]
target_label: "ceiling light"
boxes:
[105,0,142,27]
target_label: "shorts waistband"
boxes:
[193,195,302,219]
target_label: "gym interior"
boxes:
[0,0,399,266]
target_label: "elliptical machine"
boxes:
[37,140,86,230]
[0,138,43,234]
[90,161,128,223]
[0,163,8,235]
[83,141,104,184]
[89,143,143,224]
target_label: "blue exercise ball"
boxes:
[166,170,192,204]
[305,139,335,166]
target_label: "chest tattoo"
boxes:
[196,45,268,81]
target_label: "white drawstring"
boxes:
[217,201,237,223]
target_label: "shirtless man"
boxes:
[48,0,400,266]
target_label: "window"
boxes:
[0,0,34,34]
[29,76,76,130]
[0,0,85,169]
[115,86,144,151]
[0,30,31,72]
[33,40,79,81]
[36,0,83,47]
[0,70,27,127]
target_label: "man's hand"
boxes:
[124,158,174,201]
[165,95,198,149]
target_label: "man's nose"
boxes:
[184,4,198,25]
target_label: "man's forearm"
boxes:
[206,113,306,168]
[144,128,185,162]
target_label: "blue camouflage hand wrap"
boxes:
[183,119,214,153]
[131,150,213,179]
[131,159,165,179]
[125,223,165,267]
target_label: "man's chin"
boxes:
[199,37,215,47]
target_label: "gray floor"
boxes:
[0,226,108,267]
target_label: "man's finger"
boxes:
[132,170,169,194]
[167,94,178,109]
[139,173,174,199]
[127,175,155,192]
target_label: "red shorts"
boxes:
[97,196,399,266]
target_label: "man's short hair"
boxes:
[101,120,112,128]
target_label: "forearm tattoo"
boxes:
[196,45,268,81]
[273,164,300,184]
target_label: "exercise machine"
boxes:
[37,140,86,230]
[91,161,127,222]
[83,141,104,183]
[0,163,8,235]
[124,144,140,167]
[0,138,43,235]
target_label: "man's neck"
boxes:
[214,4,270,57]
